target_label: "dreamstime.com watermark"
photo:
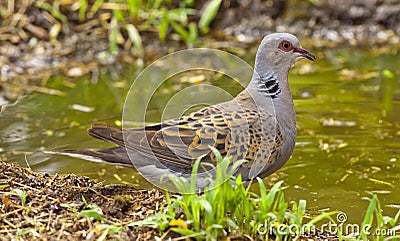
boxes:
[256,213,399,238]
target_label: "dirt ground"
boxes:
[0,161,165,240]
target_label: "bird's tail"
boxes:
[44,147,133,167]
[88,123,125,147]
[45,123,132,166]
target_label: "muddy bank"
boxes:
[0,161,164,240]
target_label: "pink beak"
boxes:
[294,47,316,61]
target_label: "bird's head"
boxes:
[255,33,315,75]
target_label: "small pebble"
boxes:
[67,67,84,77]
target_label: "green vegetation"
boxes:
[125,148,400,240]
[62,195,115,224]
[12,188,27,206]
[60,195,124,237]
[78,195,112,223]
[0,0,222,55]
[334,192,400,241]
[358,193,400,241]
[129,148,336,240]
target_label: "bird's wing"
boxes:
[133,107,262,170]
[89,105,264,172]
[243,117,281,179]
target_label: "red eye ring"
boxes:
[279,40,293,52]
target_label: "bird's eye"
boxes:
[279,40,293,52]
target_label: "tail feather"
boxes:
[45,147,133,167]
[88,124,124,146]
[46,124,134,167]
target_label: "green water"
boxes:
[1,46,399,225]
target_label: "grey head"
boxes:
[255,33,315,73]
[250,33,316,97]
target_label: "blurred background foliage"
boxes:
[0,0,226,56]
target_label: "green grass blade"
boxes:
[360,193,378,240]
[13,189,27,206]
[127,0,142,17]
[198,0,222,33]
[170,227,197,236]
[159,9,169,41]
[125,24,143,57]
[297,199,307,223]
[91,0,105,14]
[393,209,400,224]
[35,2,67,23]
[306,211,338,225]
[79,0,88,22]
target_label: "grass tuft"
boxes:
[133,148,336,240]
